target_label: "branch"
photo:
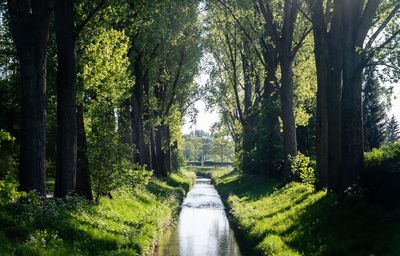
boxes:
[365,3,400,49]
[164,50,185,117]
[256,0,280,44]
[364,61,400,71]
[365,28,400,63]
[298,6,312,23]
[214,0,266,67]
[356,0,380,46]
[291,27,312,60]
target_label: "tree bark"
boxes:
[150,128,159,172]
[309,0,329,189]
[131,53,145,164]
[155,125,165,176]
[340,0,367,191]
[76,105,93,200]
[308,0,379,192]
[262,71,281,176]
[7,0,50,196]
[325,0,344,192]
[164,125,171,176]
[54,0,77,197]
[279,60,297,176]
[279,0,299,179]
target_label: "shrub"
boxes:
[364,141,400,173]
[0,175,20,204]
[290,152,317,185]
[363,142,400,206]
[0,130,17,179]
[171,148,186,171]
[122,164,153,189]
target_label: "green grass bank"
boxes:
[0,171,195,256]
[197,168,400,256]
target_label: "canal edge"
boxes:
[209,173,261,256]
[148,170,197,256]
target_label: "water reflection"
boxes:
[158,177,242,256]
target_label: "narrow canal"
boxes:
[157,176,242,256]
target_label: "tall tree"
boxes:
[257,0,307,177]
[54,0,106,199]
[7,0,51,196]
[386,115,399,143]
[363,67,388,151]
[308,0,400,192]
[54,0,77,198]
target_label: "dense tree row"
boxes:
[1,0,400,198]
[0,0,201,200]
[206,0,400,192]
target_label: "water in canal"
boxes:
[157,176,242,256]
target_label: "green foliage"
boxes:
[171,148,186,172]
[210,168,400,256]
[363,142,400,206]
[364,141,400,174]
[386,115,400,144]
[0,130,17,179]
[290,152,317,185]
[363,67,390,151]
[0,171,195,256]
[293,35,317,127]
[0,175,21,204]
[125,166,153,189]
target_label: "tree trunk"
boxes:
[241,41,256,173]
[143,139,152,170]
[150,128,159,173]
[155,126,165,176]
[54,0,77,197]
[262,70,281,176]
[164,125,171,176]
[340,1,364,191]
[131,53,145,164]
[309,0,329,189]
[142,70,152,170]
[279,0,299,180]
[7,0,50,196]
[76,105,93,200]
[279,60,297,178]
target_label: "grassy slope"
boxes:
[0,171,195,256]
[202,168,400,256]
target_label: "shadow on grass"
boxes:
[216,169,400,256]
[215,171,281,201]
[284,194,400,256]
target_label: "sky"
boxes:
[181,99,219,135]
[181,64,219,135]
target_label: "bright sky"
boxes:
[182,99,219,134]
[181,67,219,134]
